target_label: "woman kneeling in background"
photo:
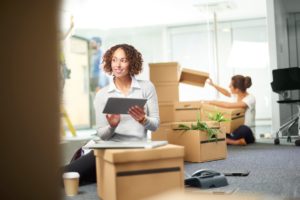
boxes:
[205,75,256,145]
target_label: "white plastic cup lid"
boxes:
[63,172,80,179]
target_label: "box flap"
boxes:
[180,68,209,87]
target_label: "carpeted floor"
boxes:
[63,143,300,200]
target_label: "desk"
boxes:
[93,144,184,200]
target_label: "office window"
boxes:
[168,19,271,120]
[169,25,216,101]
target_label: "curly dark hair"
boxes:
[102,44,143,76]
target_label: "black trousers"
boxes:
[226,125,255,144]
[63,151,96,185]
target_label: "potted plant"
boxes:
[170,113,227,162]
[177,113,220,142]
[208,112,230,123]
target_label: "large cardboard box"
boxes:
[174,101,202,122]
[159,102,174,123]
[200,104,245,134]
[152,123,172,141]
[155,82,179,102]
[180,68,209,87]
[149,62,181,83]
[144,189,262,200]
[168,122,227,163]
[94,144,185,200]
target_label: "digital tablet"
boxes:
[102,97,147,114]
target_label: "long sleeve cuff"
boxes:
[144,116,159,132]
[97,125,116,140]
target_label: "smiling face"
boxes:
[103,44,143,77]
[111,48,130,78]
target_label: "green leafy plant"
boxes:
[208,112,230,122]
[177,113,220,141]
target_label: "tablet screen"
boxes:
[102,97,147,114]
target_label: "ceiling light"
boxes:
[193,0,236,13]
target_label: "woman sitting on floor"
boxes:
[205,75,256,145]
[63,44,160,185]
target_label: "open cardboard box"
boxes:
[200,103,245,134]
[168,121,227,163]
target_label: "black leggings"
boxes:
[226,125,255,144]
[63,151,96,185]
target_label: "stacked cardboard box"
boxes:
[149,62,181,123]
[169,121,227,162]
[149,62,209,123]
[149,62,181,84]
[149,62,230,163]
[152,122,172,141]
[153,122,227,163]
[200,103,245,134]
[173,101,202,122]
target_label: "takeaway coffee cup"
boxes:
[63,172,80,196]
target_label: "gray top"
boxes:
[94,76,160,141]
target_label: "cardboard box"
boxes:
[168,122,227,163]
[94,144,185,200]
[149,62,181,83]
[144,189,262,200]
[152,123,172,141]
[155,82,179,102]
[180,68,209,87]
[159,102,174,123]
[200,104,245,134]
[174,101,202,122]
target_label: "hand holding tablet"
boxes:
[103,97,147,114]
